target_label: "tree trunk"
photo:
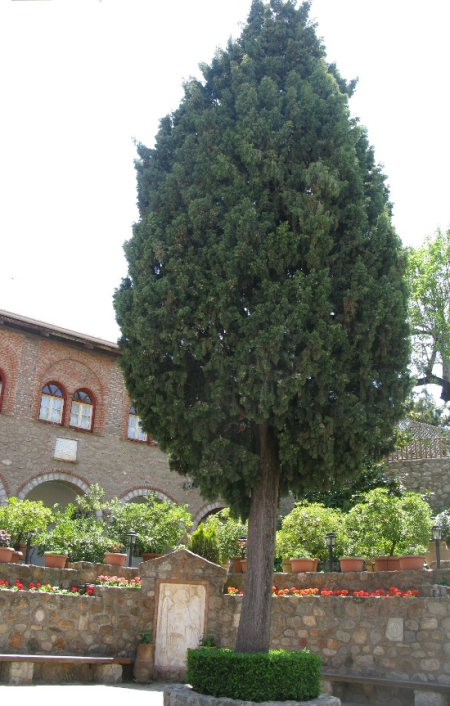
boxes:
[235,422,280,653]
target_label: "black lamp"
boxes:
[127,529,138,568]
[432,525,442,569]
[325,532,336,573]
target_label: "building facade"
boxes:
[0,309,223,527]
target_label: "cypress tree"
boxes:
[114,0,410,653]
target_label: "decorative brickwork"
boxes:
[0,314,207,520]
[17,470,91,500]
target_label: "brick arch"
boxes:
[36,357,105,433]
[120,486,178,505]
[0,471,9,506]
[17,470,90,500]
[191,501,227,530]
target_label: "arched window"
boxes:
[70,390,94,431]
[39,383,64,424]
[127,406,148,442]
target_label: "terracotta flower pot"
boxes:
[104,552,127,566]
[339,557,364,572]
[10,550,23,564]
[398,555,425,571]
[133,643,155,683]
[231,557,242,573]
[0,547,14,563]
[142,553,163,562]
[44,553,68,569]
[290,558,320,573]
[374,556,401,571]
[240,559,247,573]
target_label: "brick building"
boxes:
[0,309,223,527]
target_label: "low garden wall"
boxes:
[0,551,450,690]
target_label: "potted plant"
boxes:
[0,529,14,563]
[203,508,248,572]
[343,488,433,572]
[133,630,154,683]
[398,545,427,570]
[106,492,192,561]
[276,501,347,567]
[36,499,112,564]
[104,541,127,566]
[0,497,52,555]
[288,548,320,573]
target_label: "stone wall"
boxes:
[387,457,450,514]
[1,551,450,690]
[225,569,450,597]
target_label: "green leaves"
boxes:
[408,227,450,400]
[114,0,410,515]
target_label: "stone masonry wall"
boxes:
[218,595,450,687]
[1,551,450,689]
[387,458,450,514]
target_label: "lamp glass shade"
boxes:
[432,525,442,541]
[325,532,336,547]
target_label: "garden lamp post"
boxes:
[325,532,336,573]
[432,525,442,569]
[25,531,35,565]
[237,536,247,559]
[127,529,138,568]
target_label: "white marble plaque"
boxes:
[155,582,206,669]
[385,617,404,642]
[54,438,78,462]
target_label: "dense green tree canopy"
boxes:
[408,227,450,401]
[114,0,410,651]
[115,0,409,512]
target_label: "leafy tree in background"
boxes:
[405,390,450,430]
[114,0,410,652]
[408,227,450,402]
[304,460,403,511]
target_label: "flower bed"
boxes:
[0,579,94,595]
[226,585,419,598]
[95,574,141,588]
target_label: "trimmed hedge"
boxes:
[186,648,321,702]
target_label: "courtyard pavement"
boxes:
[0,682,365,706]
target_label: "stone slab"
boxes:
[163,684,341,706]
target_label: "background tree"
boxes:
[114,0,410,652]
[404,390,450,430]
[408,227,450,401]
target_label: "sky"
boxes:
[1,0,449,345]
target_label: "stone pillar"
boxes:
[414,690,449,706]
[3,661,34,685]
[94,663,123,683]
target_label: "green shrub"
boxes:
[188,523,220,564]
[107,493,192,554]
[186,648,321,702]
[0,497,52,548]
[276,501,347,562]
[344,488,433,557]
[203,508,247,562]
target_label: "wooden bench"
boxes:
[322,671,450,706]
[0,653,132,685]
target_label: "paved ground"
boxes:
[0,682,366,706]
